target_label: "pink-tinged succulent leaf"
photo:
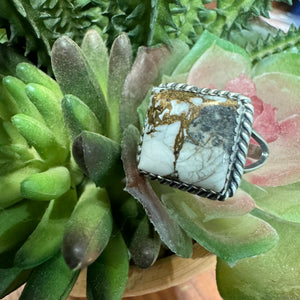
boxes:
[161,192,278,265]
[241,180,300,223]
[253,52,300,77]
[159,188,255,222]
[225,74,256,97]
[244,114,300,187]
[173,30,250,76]
[253,73,300,121]
[121,125,193,258]
[217,208,300,300]
[187,43,251,90]
[120,43,187,133]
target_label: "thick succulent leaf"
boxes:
[128,214,161,268]
[173,30,251,76]
[11,114,68,164]
[25,83,68,148]
[51,36,107,130]
[14,189,77,269]
[162,187,255,222]
[217,208,300,300]
[3,76,45,123]
[119,43,181,132]
[0,81,18,119]
[107,33,132,106]
[121,124,193,258]
[62,183,113,270]
[87,231,129,300]
[107,33,132,141]
[118,197,161,269]
[20,166,71,201]
[0,268,31,298]
[20,251,79,300]
[241,180,300,223]
[244,73,300,187]
[16,62,62,99]
[2,120,27,146]
[72,131,123,188]
[187,42,251,90]
[62,94,103,140]
[81,29,109,98]
[0,200,47,254]
[253,72,300,121]
[161,192,278,265]
[0,166,40,208]
[252,53,300,77]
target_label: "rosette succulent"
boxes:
[0,1,299,300]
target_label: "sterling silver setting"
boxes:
[137,83,269,201]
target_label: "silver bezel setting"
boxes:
[137,83,254,201]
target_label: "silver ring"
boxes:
[137,83,269,201]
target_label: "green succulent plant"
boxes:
[0,1,300,300]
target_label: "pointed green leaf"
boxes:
[62,183,113,270]
[217,209,300,300]
[15,189,77,269]
[162,192,279,265]
[87,230,129,300]
[121,124,193,258]
[72,131,122,188]
[20,251,79,300]
[51,36,107,130]
[81,29,109,98]
[62,94,103,140]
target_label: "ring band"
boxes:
[137,83,269,201]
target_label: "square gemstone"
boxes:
[138,84,254,200]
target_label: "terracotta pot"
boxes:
[69,244,216,299]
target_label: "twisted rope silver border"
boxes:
[137,82,254,201]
